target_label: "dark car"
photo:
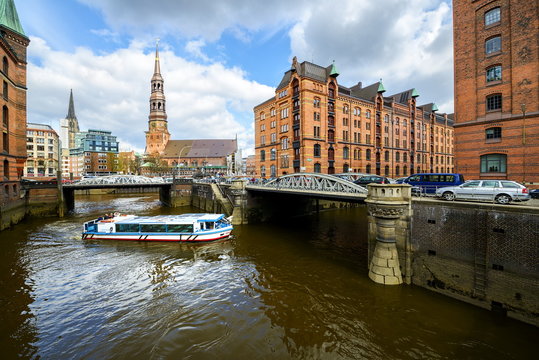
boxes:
[353,175,390,186]
[530,189,539,199]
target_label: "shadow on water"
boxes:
[0,194,536,359]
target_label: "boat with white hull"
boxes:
[82,213,233,242]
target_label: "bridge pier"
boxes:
[365,184,412,285]
[230,180,247,225]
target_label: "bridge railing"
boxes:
[249,173,368,194]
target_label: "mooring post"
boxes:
[365,184,411,285]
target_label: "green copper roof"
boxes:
[432,103,439,112]
[377,81,386,93]
[0,0,25,36]
[411,88,420,98]
[329,62,339,77]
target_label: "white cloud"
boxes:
[27,37,274,155]
[288,0,454,112]
[184,39,209,62]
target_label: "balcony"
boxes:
[293,140,300,149]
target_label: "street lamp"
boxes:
[521,103,526,183]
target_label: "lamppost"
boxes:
[521,103,526,184]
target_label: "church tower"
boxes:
[60,89,80,150]
[145,41,170,155]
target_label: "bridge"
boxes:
[64,175,170,189]
[246,173,368,202]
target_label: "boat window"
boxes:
[167,224,194,233]
[206,222,214,229]
[140,224,167,233]
[116,224,140,232]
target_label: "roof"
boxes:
[350,81,384,101]
[66,89,77,119]
[162,139,237,158]
[114,214,225,224]
[387,88,419,104]
[0,0,25,36]
[27,123,57,132]
[277,60,336,90]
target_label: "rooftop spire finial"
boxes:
[154,39,161,74]
[66,89,77,119]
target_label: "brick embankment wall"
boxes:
[410,199,539,326]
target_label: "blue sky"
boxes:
[15,0,454,155]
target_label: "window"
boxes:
[314,112,320,121]
[280,108,289,119]
[314,126,320,138]
[366,110,371,119]
[485,7,500,26]
[384,151,389,161]
[270,108,276,117]
[2,105,7,127]
[486,65,502,82]
[2,81,7,100]
[486,94,502,111]
[485,127,502,140]
[2,56,7,75]
[384,165,389,176]
[343,105,349,114]
[260,166,266,177]
[314,144,321,157]
[280,154,289,168]
[480,154,506,173]
[313,97,321,108]
[314,163,321,173]
[343,147,349,159]
[366,149,371,161]
[270,164,276,177]
[281,137,289,150]
[140,224,167,233]
[485,36,501,55]
[270,133,277,143]
[270,148,276,160]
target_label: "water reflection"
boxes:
[0,194,536,359]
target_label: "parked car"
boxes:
[401,173,466,194]
[530,189,539,199]
[435,180,530,204]
[353,175,390,186]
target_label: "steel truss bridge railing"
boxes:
[246,173,368,200]
[64,175,168,187]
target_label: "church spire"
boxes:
[0,0,26,36]
[145,40,169,155]
[66,89,77,120]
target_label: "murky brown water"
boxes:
[0,194,536,359]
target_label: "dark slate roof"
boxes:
[162,139,237,158]
[387,88,419,105]
[277,60,334,90]
[418,103,438,113]
[350,81,382,101]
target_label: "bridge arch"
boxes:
[262,173,367,194]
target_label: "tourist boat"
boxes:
[82,213,233,242]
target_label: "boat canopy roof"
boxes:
[113,214,225,225]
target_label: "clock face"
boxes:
[151,122,156,128]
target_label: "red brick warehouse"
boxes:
[453,0,539,187]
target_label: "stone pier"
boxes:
[365,184,412,285]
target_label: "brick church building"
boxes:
[144,44,240,176]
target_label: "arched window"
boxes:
[384,150,389,161]
[343,105,349,114]
[357,149,361,160]
[314,144,321,157]
[260,150,265,162]
[384,165,389,176]
[2,56,7,75]
[3,159,8,180]
[343,146,349,159]
[366,110,371,119]
[328,82,336,98]
[417,166,420,173]
[403,165,408,176]
[327,129,335,142]
[395,165,400,177]
[2,105,7,127]
[353,149,357,160]
[403,152,407,162]
[328,147,335,161]
[270,165,276,177]
[343,163,349,173]
[270,148,276,160]
[314,163,321,173]
[485,36,501,55]
[395,152,400,162]
[366,149,371,161]
[366,164,371,174]
[485,7,500,26]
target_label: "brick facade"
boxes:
[254,58,454,178]
[453,0,539,187]
[0,7,29,206]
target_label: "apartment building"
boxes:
[24,123,59,177]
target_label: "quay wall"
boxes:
[0,187,59,231]
[408,199,539,326]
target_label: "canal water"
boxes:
[0,194,536,359]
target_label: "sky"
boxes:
[15,0,454,156]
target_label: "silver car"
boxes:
[435,180,530,204]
